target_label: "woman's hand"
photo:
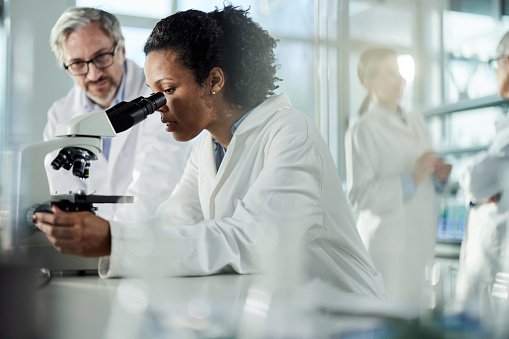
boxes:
[412,151,439,186]
[434,158,452,181]
[34,206,111,257]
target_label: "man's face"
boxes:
[497,55,509,99]
[63,22,125,108]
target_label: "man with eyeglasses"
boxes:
[43,7,192,221]
[456,31,509,317]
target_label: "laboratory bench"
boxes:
[23,271,424,339]
[3,262,501,338]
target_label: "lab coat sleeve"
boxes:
[460,124,509,203]
[100,128,324,278]
[43,103,59,141]
[460,151,507,204]
[489,126,509,156]
[112,116,193,222]
[156,140,205,225]
[345,123,404,214]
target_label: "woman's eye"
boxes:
[164,88,175,94]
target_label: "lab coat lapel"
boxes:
[203,135,218,183]
[370,106,415,137]
[106,127,131,171]
[210,94,290,193]
[206,94,291,218]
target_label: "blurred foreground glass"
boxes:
[421,259,490,338]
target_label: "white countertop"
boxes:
[33,273,409,339]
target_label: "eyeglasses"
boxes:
[488,55,508,72]
[64,43,119,76]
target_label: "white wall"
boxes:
[5,0,74,145]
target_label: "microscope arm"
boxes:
[15,137,103,238]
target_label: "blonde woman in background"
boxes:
[345,47,451,301]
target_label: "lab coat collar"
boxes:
[367,102,406,122]
[234,93,291,135]
[205,93,291,184]
[366,102,416,135]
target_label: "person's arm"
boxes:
[36,125,326,278]
[34,206,111,257]
[102,130,326,278]
[460,151,505,204]
[461,122,509,204]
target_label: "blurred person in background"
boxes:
[44,7,192,220]
[456,30,509,315]
[345,47,451,301]
[34,5,386,297]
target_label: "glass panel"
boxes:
[177,0,315,39]
[349,0,414,48]
[446,57,498,102]
[121,26,152,68]
[76,0,171,18]
[274,40,315,120]
[428,107,504,153]
[0,23,8,250]
[443,10,506,102]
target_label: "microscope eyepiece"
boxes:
[106,92,166,133]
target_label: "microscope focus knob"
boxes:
[26,203,53,230]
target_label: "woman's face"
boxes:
[366,55,404,105]
[145,50,213,142]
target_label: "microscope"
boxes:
[12,92,166,271]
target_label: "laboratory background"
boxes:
[0,0,509,338]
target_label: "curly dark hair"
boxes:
[144,4,280,108]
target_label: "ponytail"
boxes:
[358,94,370,116]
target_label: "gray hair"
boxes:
[497,31,509,57]
[50,7,124,67]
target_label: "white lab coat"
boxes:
[43,60,192,220]
[456,115,509,310]
[99,93,385,297]
[345,103,437,301]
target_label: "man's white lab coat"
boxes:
[99,94,385,297]
[456,115,509,309]
[43,59,192,220]
[345,103,437,301]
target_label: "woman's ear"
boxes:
[362,78,373,92]
[209,67,225,95]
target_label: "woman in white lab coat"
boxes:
[34,6,385,296]
[345,48,451,301]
